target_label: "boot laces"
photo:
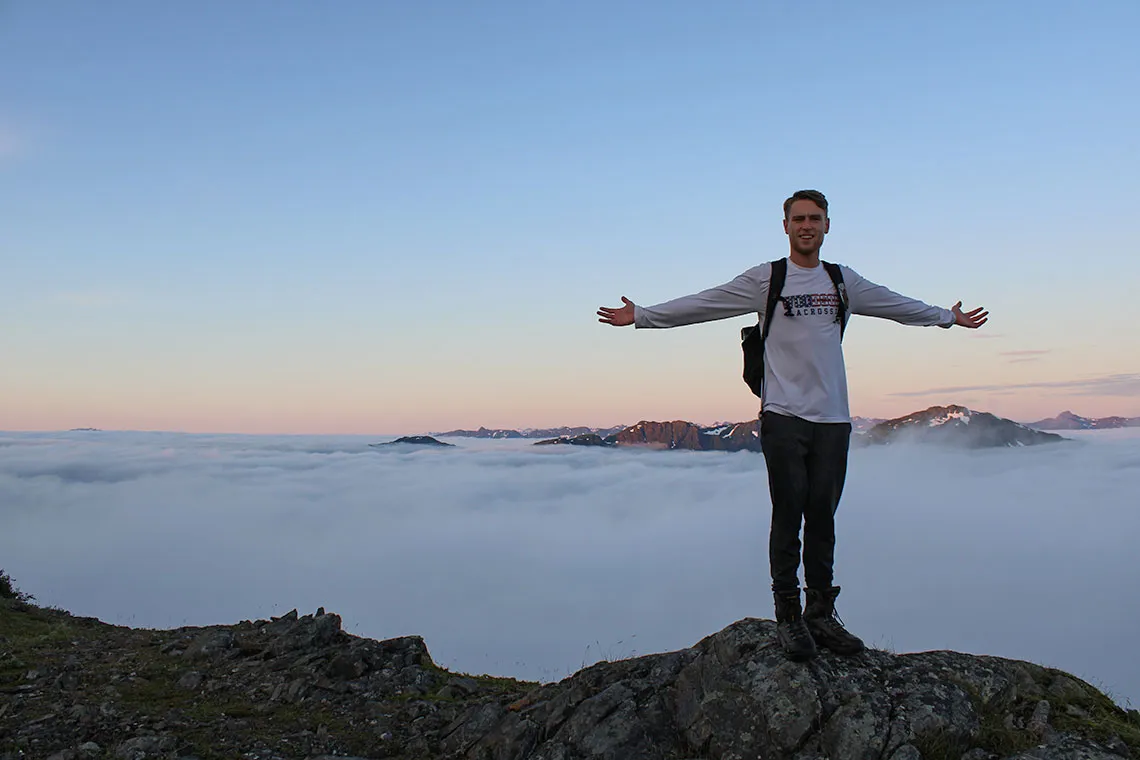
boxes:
[786,617,813,644]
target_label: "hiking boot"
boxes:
[804,586,865,655]
[773,590,817,662]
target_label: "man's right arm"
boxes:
[634,264,770,329]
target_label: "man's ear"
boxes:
[782,218,789,234]
[824,217,830,233]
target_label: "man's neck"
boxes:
[788,249,821,268]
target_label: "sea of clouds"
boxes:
[1,428,1138,706]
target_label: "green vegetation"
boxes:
[1044,668,1140,749]
[0,569,34,602]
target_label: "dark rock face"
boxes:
[3,601,1138,760]
[608,420,765,452]
[435,426,627,440]
[533,434,614,447]
[370,435,455,447]
[1029,411,1140,430]
[435,426,526,439]
[611,420,706,449]
[864,405,1067,448]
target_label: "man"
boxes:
[597,190,988,661]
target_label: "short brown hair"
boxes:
[783,190,828,219]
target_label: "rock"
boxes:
[115,735,175,759]
[184,630,234,660]
[1048,673,1090,703]
[962,749,996,760]
[1103,734,1132,757]
[1005,733,1131,758]
[1029,699,1054,738]
[177,670,203,690]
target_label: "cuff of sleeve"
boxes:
[941,308,955,328]
[633,304,645,328]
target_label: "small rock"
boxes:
[1103,734,1130,757]
[960,749,995,760]
[1027,699,1052,738]
[1047,674,1088,703]
[327,653,367,680]
[1064,703,1090,719]
[177,671,203,691]
[444,676,479,696]
[78,743,102,758]
[286,677,308,702]
[115,735,174,759]
[184,630,234,661]
[891,745,922,760]
[55,671,81,690]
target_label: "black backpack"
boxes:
[741,259,849,398]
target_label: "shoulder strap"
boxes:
[822,261,849,340]
[761,258,787,341]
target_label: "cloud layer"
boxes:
[1,429,1138,706]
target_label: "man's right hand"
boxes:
[597,297,635,326]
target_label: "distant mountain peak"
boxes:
[865,405,1064,448]
[1026,410,1140,430]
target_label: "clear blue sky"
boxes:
[3,1,1138,433]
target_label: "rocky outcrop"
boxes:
[456,619,1139,760]
[3,599,1137,760]
[863,406,1067,448]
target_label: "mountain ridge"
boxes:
[529,405,1065,451]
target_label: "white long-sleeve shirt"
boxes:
[633,257,954,423]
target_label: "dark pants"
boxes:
[760,411,852,594]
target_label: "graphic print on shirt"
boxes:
[780,292,841,318]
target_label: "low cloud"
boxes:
[0,430,1137,706]
[891,373,1140,398]
[999,350,1051,357]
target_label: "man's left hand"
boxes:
[951,301,988,328]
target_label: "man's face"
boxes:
[783,199,830,255]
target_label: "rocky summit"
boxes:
[2,599,1138,760]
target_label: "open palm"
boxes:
[597,297,635,326]
[951,301,989,328]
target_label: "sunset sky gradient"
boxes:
[2,1,1138,434]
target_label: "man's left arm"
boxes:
[843,267,988,329]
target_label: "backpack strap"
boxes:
[822,261,849,340]
[762,258,788,342]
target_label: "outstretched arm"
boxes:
[844,267,987,329]
[597,264,770,329]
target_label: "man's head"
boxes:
[783,189,829,257]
